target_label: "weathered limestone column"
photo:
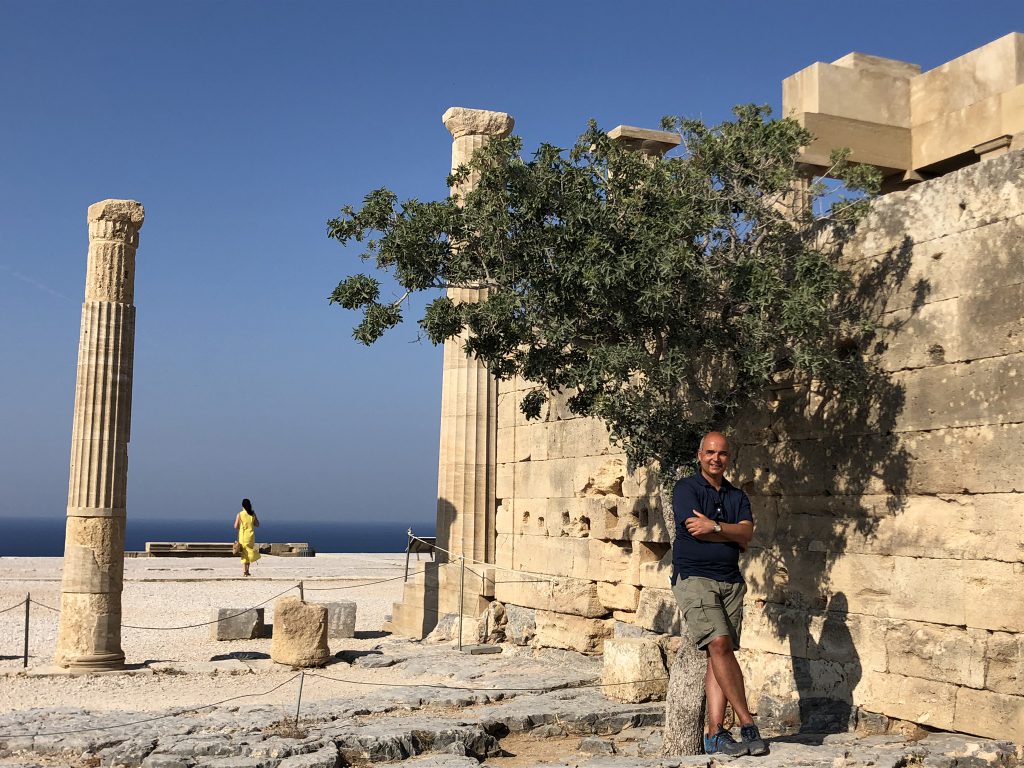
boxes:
[436,107,514,566]
[54,199,144,670]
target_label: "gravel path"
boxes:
[0,554,436,712]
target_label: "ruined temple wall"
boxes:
[730,148,1024,741]
[491,150,1024,740]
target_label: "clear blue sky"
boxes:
[1,1,1020,526]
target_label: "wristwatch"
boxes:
[713,522,722,533]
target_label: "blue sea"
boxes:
[0,517,435,556]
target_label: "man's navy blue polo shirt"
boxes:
[671,472,753,584]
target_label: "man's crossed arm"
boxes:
[684,511,754,548]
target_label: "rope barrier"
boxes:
[121,585,301,630]
[0,673,302,738]
[304,670,669,693]
[302,574,410,591]
[0,598,27,615]
[412,535,557,585]
[0,666,673,741]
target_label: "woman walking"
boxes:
[234,498,261,577]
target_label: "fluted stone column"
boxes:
[436,107,513,566]
[54,199,144,670]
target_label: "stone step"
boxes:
[384,600,438,639]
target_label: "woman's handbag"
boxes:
[232,540,242,556]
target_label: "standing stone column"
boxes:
[436,107,514,566]
[54,199,144,670]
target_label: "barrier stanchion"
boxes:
[404,528,412,582]
[23,593,30,668]
[458,557,465,652]
[294,671,305,726]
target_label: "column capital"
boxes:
[88,199,145,227]
[442,107,514,139]
[608,125,681,158]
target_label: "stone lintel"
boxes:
[608,125,681,157]
[442,107,515,139]
[87,199,145,227]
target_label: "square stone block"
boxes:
[318,600,356,639]
[601,638,668,703]
[211,608,265,641]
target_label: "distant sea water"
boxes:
[0,517,435,557]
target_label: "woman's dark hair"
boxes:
[242,498,254,514]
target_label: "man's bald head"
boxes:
[699,431,730,453]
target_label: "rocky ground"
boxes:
[1,556,1020,768]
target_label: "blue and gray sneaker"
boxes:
[740,723,769,756]
[706,726,749,757]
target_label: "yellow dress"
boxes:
[237,512,261,564]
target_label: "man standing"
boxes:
[672,431,768,756]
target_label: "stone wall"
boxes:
[490,150,1024,742]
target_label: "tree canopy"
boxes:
[328,105,880,476]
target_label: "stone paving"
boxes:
[0,642,1019,768]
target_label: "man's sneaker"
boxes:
[707,727,749,757]
[740,723,769,756]
[703,733,713,754]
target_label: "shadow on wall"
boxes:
[736,234,924,734]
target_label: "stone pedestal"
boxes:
[271,597,330,668]
[54,200,144,670]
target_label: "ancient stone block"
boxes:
[741,601,808,657]
[893,354,1024,433]
[889,556,966,626]
[601,638,668,703]
[965,560,1024,632]
[596,582,640,612]
[510,533,591,580]
[807,610,889,674]
[546,417,611,460]
[638,549,672,589]
[210,608,265,641]
[846,216,1024,315]
[270,598,330,668]
[876,284,1024,373]
[319,601,356,639]
[953,687,1024,742]
[853,671,956,731]
[534,610,613,654]
[504,604,536,646]
[587,539,634,584]
[493,573,605,618]
[634,588,681,635]
[985,631,1024,696]
[885,622,986,688]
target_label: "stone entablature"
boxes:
[784,32,1024,186]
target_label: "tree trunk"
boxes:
[661,632,707,756]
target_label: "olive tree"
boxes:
[328,105,879,753]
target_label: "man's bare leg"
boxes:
[706,635,754,726]
[705,658,727,732]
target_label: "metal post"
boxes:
[294,671,305,727]
[458,557,465,652]
[404,528,412,582]
[23,594,30,668]
[298,581,304,602]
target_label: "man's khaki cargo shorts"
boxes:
[672,575,746,650]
